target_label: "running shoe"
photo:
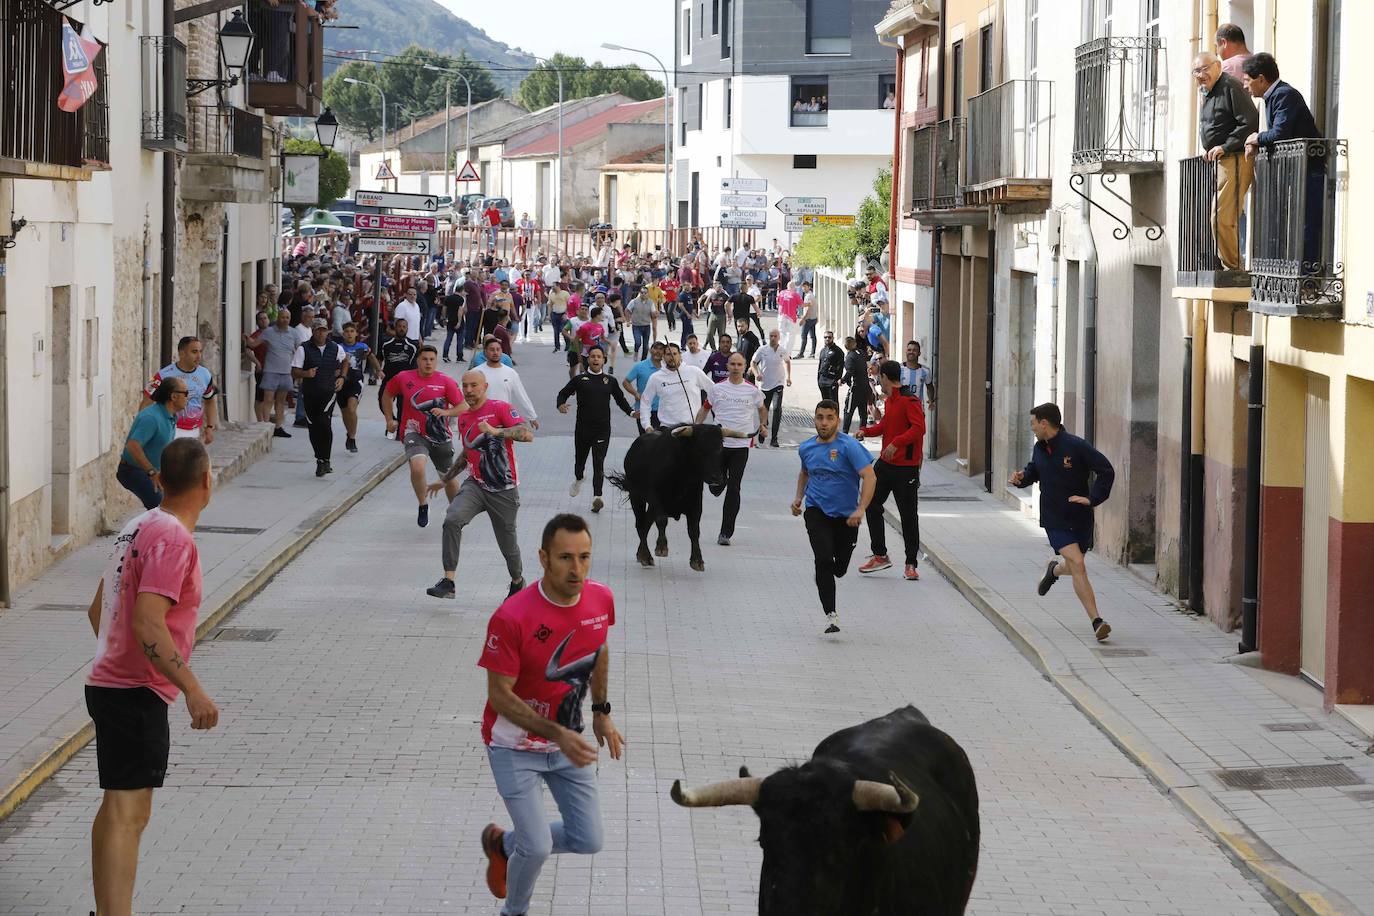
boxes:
[417,504,429,528]
[569,478,582,497]
[322,461,332,475]
[824,612,841,634]
[426,578,455,599]
[507,578,525,597]
[858,555,891,574]
[1037,559,1060,596]
[293,418,310,429]
[345,438,357,453]
[315,460,327,478]
[481,823,508,899]
[591,497,604,513]
[1092,617,1112,642]
[273,427,292,439]
[904,564,920,581]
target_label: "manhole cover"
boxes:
[1262,722,1323,732]
[197,526,266,535]
[33,602,86,612]
[1213,763,1363,791]
[1093,648,1149,657]
[921,496,979,503]
[210,627,280,642]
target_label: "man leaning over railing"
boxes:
[1192,52,1259,272]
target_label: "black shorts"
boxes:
[567,349,583,367]
[85,685,170,790]
[338,378,362,403]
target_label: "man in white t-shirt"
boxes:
[639,343,713,427]
[394,288,423,343]
[751,328,792,448]
[696,351,766,546]
[680,334,710,371]
[473,336,539,429]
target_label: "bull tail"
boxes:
[607,471,630,493]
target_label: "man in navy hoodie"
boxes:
[1010,403,1116,642]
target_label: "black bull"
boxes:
[608,423,747,572]
[672,706,980,915]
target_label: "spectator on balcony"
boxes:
[1215,23,1252,81]
[1193,52,1258,271]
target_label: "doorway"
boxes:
[606,175,619,224]
[1128,266,1161,563]
[1300,374,1331,684]
[1008,270,1037,474]
[50,286,73,538]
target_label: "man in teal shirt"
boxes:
[118,378,185,508]
[622,341,664,433]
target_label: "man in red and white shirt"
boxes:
[477,513,624,913]
[84,439,219,916]
[425,369,533,600]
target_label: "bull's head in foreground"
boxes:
[667,422,749,490]
[672,762,922,916]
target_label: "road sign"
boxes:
[783,215,808,232]
[374,160,397,181]
[357,235,430,255]
[776,196,827,215]
[720,177,767,192]
[720,192,767,208]
[800,214,856,226]
[353,190,439,212]
[354,213,438,233]
[456,159,480,182]
[720,209,766,228]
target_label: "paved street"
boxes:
[0,334,1279,915]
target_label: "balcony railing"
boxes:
[140,36,187,152]
[932,118,965,209]
[966,79,1053,192]
[791,109,828,127]
[245,0,322,116]
[910,122,935,210]
[0,0,109,176]
[1072,36,1163,171]
[188,105,264,158]
[1249,138,1346,318]
[1176,155,1223,284]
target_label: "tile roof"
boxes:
[469,94,626,148]
[504,98,668,158]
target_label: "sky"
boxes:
[436,0,677,82]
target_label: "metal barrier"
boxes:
[932,118,966,209]
[1176,155,1220,280]
[966,79,1053,188]
[1072,36,1164,168]
[1249,138,1346,317]
[434,226,757,264]
[187,105,264,158]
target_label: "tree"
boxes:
[792,165,892,269]
[515,54,664,110]
[322,48,499,142]
[323,61,384,142]
[283,138,351,219]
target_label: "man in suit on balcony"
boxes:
[1193,52,1259,271]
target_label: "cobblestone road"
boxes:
[0,341,1280,915]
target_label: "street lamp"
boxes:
[186,10,255,96]
[342,76,386,183]
[422,63,472,203]
[315,108,339,150]
[602,42,672,253]
[530,55,564,229]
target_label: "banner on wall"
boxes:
[283,155,321,206]
[58,18,103,114]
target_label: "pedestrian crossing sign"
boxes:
[456,159,480,183]
[375,160,397,181]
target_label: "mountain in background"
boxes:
[327,0,536,92]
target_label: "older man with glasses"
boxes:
[1193,51,1259,271]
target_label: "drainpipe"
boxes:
[220,213,230,423]
[930,227,942,460]
[1240,316,1264,651]
[1079,186,1098,443]
[1179,301,1194,604]
[879,32,902,284]
[0,230,10,605]
[984,226,995,492]
[160,0,177,366]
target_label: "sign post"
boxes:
[353,190,440,212]
[718,177,769,243]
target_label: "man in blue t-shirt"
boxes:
[621,341,664,432]
[792,397,876,634]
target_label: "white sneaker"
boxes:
[569,478,582,497]
[824,612,840,634]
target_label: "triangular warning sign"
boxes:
[456,159,480,183]
[375,160,397,181]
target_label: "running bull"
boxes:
[608,423,746,572]
[672,706,979,915]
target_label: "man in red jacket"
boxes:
[856,360,926,580]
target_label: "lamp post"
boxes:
[186,9,255,97]
[602,42,672,254]
[422,63,472,203]
[315,108,339,150]
[342,76,386,185]
[530,55,564,229]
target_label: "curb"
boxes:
[883,507,1357,916]
[0,452,406,824]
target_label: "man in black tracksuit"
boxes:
[816,330,844,404]
[841,337,871,434]
[291,319,347,477]
[378,319,418,427]
[556,346,636,513]
[1009,402,1116,641]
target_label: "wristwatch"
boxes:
[591,702,611,715]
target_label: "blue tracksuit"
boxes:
[1012,429,1114,548]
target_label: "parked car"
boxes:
[481,197,515,228]
[452,192,485,224]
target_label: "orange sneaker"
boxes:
[904,564,920,581]
[481,823,508,899]
[858,555,892,574]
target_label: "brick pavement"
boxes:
[0,334,1280,915]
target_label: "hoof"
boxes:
[690,558,706,572]
[655,542,669,557]
[637,548,654,567]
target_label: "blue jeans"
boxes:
[116,463,162,509]
[442,326,464,361]
[488,746,603,916]
[632,324,652,359]
[678,317,694,348]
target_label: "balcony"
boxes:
[910,119,981,226]
[0,0,110,180]
[141,36,188,153]
[1248,138,1346,319]
[965,79,1053,209]
[245,0,323,117]
[1071,36,1164,174]
[182,106,271,204]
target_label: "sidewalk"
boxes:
[0,406,405,822]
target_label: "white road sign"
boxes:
[354,213,438,233]
[720,193,767,208]
[358,235,430,255]
[353,190,439,212]
[720,177,767,192]
[784,215,808,232]
[720,209,766,228]
[776,196,827,214]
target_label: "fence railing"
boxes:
[932,118,966,209]
[188,105,264,158]
[1176,155,1220,279]
[1072,36,1164,168]
[0,0,109,171]
[966,79,1053,188]
[244,0,320,115]
[910,122,936,211]
[1249,138,1346,317]
[140,35,187,152]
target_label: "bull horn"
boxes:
[852,772,920,814]
[671,425,695,438]
[718,427,749,439]
[671,776,761,807]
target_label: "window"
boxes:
[711,0,719,34]
[950,40,964,117]
[979,25,994,92]
[794,155,818,169]
[680,87,688,144]
[696,82,704,130]
[790,76,829,126]
[879,74,896,109]
[720,0,732,58]
[1027,0,1039,79]
[806,0,851,54]
[725,78,732,128]
[683,9,691,57]
[702,80,708,122]
[700,2,706,37]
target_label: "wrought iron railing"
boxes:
[140,35,187,152]
[0,0,108,171]
[932,118,965,209]
[966,79,1053,188]
[1249,138,1346,317]
[246,0,297,85]
[910,122,936,210]
[188,105,264,158]
[1072,36,1163,168]
[1176,155,1220,278]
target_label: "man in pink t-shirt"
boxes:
[775,281,803,355]
[476,513,624,912]
[84,438,218,916]
[382,345,464,528]
[425,369,534,601]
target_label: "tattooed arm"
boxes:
[131,592,219,729]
